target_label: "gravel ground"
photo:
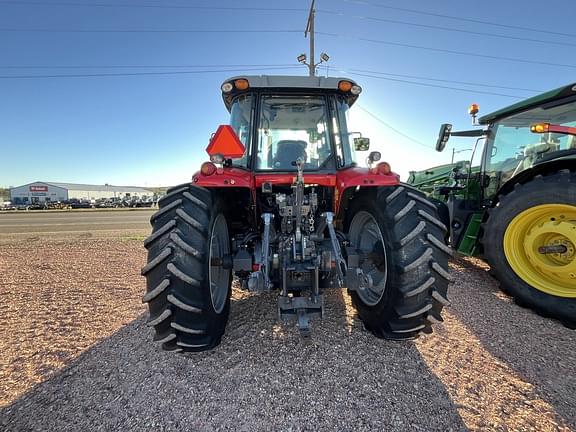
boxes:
[0,236,574,431]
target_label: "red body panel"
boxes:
[335,166,399,189]
[335,167,400,212]
[192,167,253,188]
[193,164,400,214]
[254,174,336,188]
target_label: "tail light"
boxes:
[234,79,249,90]
[338,80,353,92]
[201,162,217,176]
[377,162,391,175]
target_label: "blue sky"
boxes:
[0,0,574,187]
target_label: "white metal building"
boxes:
[10,181,152,204]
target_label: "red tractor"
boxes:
[142,76,451,352]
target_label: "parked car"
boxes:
[1,201,16,210]
[25,203,45,210]
[65,199,92,209]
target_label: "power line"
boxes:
[0,63,527,99]
[347,68,542,93]
[4,0,572,45]
[317,31,576,70]
[0,61,544,95]
[319,9,576,48]
[1,60,540,95]
[0,63,299,69]
[356,105,433,149]
[7,29,574,71]
[0,66,304,79]
[0,61,542,95]
[339,0,576,39]
[6,31,568,71]
[0,1,307,12]
[0,28,301,34]
[5,0,572,45]
[348,71,523,98]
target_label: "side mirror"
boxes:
[354,137,370,151]
[435,123,452,152]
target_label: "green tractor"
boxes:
[408,83,576,327]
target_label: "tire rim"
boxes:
[348,211,388,306]
[503,204,576,297]
[209,214,231,313]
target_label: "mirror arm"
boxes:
[450,129,488,137]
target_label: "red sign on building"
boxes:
[30,186,48,192]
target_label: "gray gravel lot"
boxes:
[0,236,574,431]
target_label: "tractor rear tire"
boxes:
[142,184,232,352]
[482,170,576,328]
[345,185,452,339]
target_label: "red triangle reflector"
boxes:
[206,125,246,159]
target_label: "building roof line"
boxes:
[11,181,152,193]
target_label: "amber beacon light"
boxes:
[530,123,549,133]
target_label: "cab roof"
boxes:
[221,75,361,111]
[479,82,576,125]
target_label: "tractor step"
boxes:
[457,212,483,256]
[278,295,324,338]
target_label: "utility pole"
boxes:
[298,0,329,76]
[451,148,472,164]
[305,0,316,76]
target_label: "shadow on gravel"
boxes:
[448,258,576,429]
[0,289,468,432]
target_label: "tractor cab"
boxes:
[479,96,576,200]
[218,75,366,172]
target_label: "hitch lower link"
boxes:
[276,212,342,337]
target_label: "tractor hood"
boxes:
[479,82,576,125]
[221,75,361,111]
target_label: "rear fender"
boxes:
[192,167,255,228]
[199,186,254,237]
[335,167,399,215]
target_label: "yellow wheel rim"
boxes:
[504,204,576,297]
